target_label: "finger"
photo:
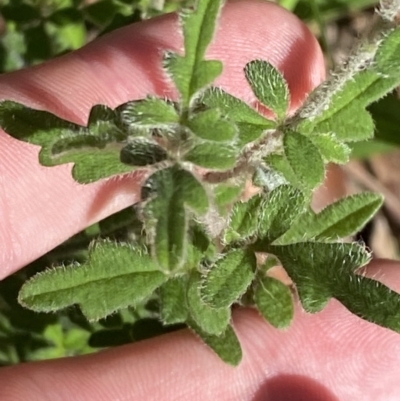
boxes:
[2,260,400,401]
[0,0,325,278]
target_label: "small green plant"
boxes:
[2,0,400,365]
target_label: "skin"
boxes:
[0,1,400,400]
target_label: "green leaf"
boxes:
[186,223,216,267]
[47,8,87,51]
[309,133,351,164]
[269,242,370,313]
[271,234,400,336]
[159,277,188,325]
[244,60,290,120]
[201,87,275,125]
[298,29,400,141]
[264,154,299,188]
[214,182,244,214]
[120,138,168,166]
[255,185,305,246]
[0,101,132,183]
[368,92,400,146]
[144,165,209,271]
[276,192,383,245]
[83,0,129,27]
[188,109,237,142]
[284,131,325,191]
[120,97,179,127]
[224,194,264,244]
[184,141,238,170]
[254,276,294,329]
[163,0,224,107]
[201,87,276,146]
[186,272,231,336]
[311,102,375,142]
[18,240,167,321]
[189,321,242,366]
[333,274,400,334]
[201,250,256,308]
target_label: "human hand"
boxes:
[1,1,400,400]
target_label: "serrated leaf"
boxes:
[201,87,276,147]
[309,133,351,164]
[163,0,224,107]
[0,101,132,183]
[144,165,209,271]
[269,242,370,313]
[276,192,383,245]
[244,60,289,120]
[201,250,256,308]
[184,141,238,170]
[120,138,167,166]
[284,131,325,191]
[188,320,242,366]
[119,97,179,127]
[18,240,167,321]
[224,194,263,243]
[254,276,294,329]
[188,108,237,142]
[186,272,230,336]
[255,185,305,246]
[159,276,188,325]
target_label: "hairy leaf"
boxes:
[184,141,238,170]
[224,194,264,243]
[159,277,188,325]
[163,0,224,107]
[309,133,351,164]
[276,192,383,244]
[254,276,294,328]
[186,272,230,336]
[311,102,375,142]
[188,320,242,366]
[298,30,400,141]
[120,138,168,166]
[333,274,400,334]
[214,182,245,215]
[202,87,276,146]
[18,240,167,321]
[264,154,299,189]
[244,60,289,120]
[270,224,400,336]
[255,185,305,246]
[120,97,179,127]
[0,101,132,183]
[202,88,275,125]
[368,91,400,146]
[284,131,325,191]
[144,165,209,271]
[269,242,370,313]
[201,250,256,308]
[188,108,237,142]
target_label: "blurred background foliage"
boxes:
[1,0,400,365]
